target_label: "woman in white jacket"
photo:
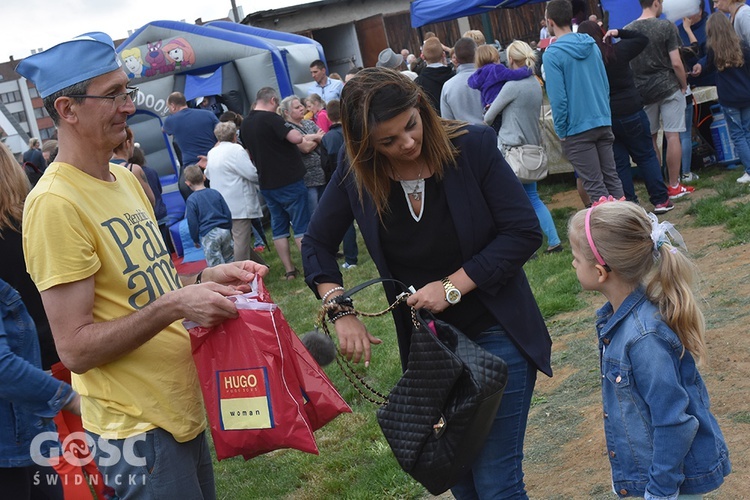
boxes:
[205,121,267,265]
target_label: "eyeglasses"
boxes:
[67,87,139,106]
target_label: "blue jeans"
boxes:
[680,99,694,175]
[522,183,560,247]
[450,326,537,500]
[611,111,669,206]
[307,185,324,216]
[722,105,750,174]
[89,428,215,500]
[342,223,358,265]
[261,180,310,240]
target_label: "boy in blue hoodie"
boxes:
[543,0,623,203]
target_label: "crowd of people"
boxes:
[1,0,742,497]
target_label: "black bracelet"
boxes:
[329,294,354,309]
[195,271,203,284]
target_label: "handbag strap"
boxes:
[317,278,418,406]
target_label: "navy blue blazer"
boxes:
[302,125,552,376]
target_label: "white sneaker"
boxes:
[341,262,357,269]
[737,172,750,184]
[681,172,699,183]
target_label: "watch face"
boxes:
[446,288,461,304]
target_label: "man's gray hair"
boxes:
[43,78,93,125]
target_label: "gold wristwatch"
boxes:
[441,277,462,305]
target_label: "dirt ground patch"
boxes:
[521,175,750,498]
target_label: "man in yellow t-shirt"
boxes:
[16,32,267,499]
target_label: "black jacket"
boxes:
[302,125,552,376]
[605,29,649,117]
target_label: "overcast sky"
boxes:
[1,0,313,62]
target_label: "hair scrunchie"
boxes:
[648,212,687,259]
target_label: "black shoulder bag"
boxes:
[318,278,509,495]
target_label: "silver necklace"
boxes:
[394,163,425,201]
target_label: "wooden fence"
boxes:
[385,0,602,55]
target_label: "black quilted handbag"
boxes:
[318,279,509,495]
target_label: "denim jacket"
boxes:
[596,288,731,500]
[0,279,73,467]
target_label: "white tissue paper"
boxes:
[662,0,701,22]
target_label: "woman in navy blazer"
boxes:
[302,68,551,499]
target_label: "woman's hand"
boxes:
[406,280,450,314]
[333,315,382,367]
[682,16,693,31]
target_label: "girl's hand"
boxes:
[406,280,450,314]
[691,63,702,77]
[333,315,382,367]
[682,17,693,30]
[603,29,619,42]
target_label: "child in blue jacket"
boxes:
[184,165,234,266]
[568,199,730,499]
[468,44,533,132]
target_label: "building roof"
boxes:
[242,0,335,23]
[0,59,21,83]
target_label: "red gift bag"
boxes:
[250,278,351,432]
[187,277,349,461]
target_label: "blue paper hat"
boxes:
[15,32,122,98]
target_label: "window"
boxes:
[12,110,27,123]
[34,107,49,118]
[1,91,21,104]
[40,127,56,140]
[28,87,39,98]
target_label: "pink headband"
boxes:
[585,205,607,267]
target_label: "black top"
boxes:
[240,110,306,190]
[415,66,455,111]
[605,29,648,117]
[0,223,59,370]
[380,177,496,337]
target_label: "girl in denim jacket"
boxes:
[568,200,731,500]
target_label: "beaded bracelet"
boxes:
[326,303,354,322]
[329,310,356,323]
[321,286,345,304]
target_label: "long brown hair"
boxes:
[340,67,466,217]
[577,21,616,65]
[568,202,706,364]
[0,142,31,234]
[706,12,745,70]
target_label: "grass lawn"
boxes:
[209,166,750,498]
[208,174,583,499]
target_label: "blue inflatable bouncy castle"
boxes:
[116,21,326,235]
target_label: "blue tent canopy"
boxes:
[410,0,547,28]
[411,0,714,30]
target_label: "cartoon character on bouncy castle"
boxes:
[121,47,148,79]
[144,40,175,77]
[163,38,196,72]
